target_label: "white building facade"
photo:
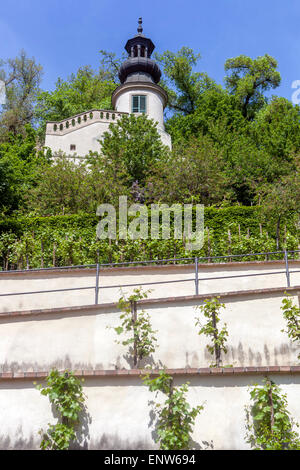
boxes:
[44,19,172,158]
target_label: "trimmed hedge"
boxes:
[0,206,298,270]
[0,205,296,238]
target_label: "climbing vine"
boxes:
[142,370,203,450]
[114,288,158,367]
[195,297,228,367]
[281,295,300,360]
[36,369,86,450]
[245,378,300,450]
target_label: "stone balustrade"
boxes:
[46,109,128,135]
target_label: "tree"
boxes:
[155,47,216,115]
[36,63,116,140]
[98,49,125,83]
[0,50,43,138]
[26,150,132,215]
[257,168,300,249]
[26,153,91,215]
[224,54,281,119]
[252,96,300,161]
[166,87,246,144]
[145,135,231,205]
[100,114,169,184]
[0,125,47,213]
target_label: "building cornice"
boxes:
[112,82,168,109]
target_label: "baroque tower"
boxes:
[45,18,171,158]
[112,18,171,148]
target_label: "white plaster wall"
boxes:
[0,291,299,372]
[0,261,299,313]
[115,88,165,129]
[0,374,299,450]
[158,128,172,148]
[44,121,110,157]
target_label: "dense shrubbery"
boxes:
[0,214,298,269]
[1,48,300,267]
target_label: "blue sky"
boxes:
[1,0,300,101]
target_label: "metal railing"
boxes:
[0,249,300,305]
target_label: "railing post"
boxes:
[95,263,100,304]
[195,257,199,295]
[284,250,290,288]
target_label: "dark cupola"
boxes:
[118,18,162,84]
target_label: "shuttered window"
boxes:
[132,95,146,113]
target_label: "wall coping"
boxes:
[1,285,299,320]
[0,258,299,278]
[1,366,300,381]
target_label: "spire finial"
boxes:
[137,17,143,35]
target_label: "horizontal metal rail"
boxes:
[1,249,300,275]
[0,286,95,297]
[1,269,300,299]
[0,250,299,304]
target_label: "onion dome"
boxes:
[118,18,162,84]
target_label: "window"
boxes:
[132,95,146,113]
[70,144,76,151]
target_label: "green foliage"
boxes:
[142,370,203,450]
[0,125,49,212]
[36,63,116,138]
[224,54,281,119]
[0,50,43,138]
[100,114,169,184]
[0,206,298,270]
[195,297,228,367]
[164,52,296,206]
[258,169,300,249]
[36,369,85,450]
[281,295,300,361]
[146,136,230,205]
[1,47,299,213]
[155,47,216,115]
[166,87,246,144]
[245,378,300,450]
[114,288,157,367]
[38,423,76,451]
[252,97,300,161]
[24,152,129,216]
